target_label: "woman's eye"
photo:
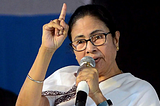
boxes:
[92,34,103,41]
[76,40,85,44]
[96,35,102,39]
[96,34,104,39]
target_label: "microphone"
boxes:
[75,56,95,106]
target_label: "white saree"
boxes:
[42,66,160,106]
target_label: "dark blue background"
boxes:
[0,15,79,95]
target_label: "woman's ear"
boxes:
[114,31,120,51]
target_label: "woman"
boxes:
[16,3,160,106]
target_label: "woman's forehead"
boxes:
[71,16,109,39]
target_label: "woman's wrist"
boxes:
[40,44,56,54]
[91,90,107,105]
[28,44,55,80]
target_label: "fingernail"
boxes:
[57,32,59,35]
[59,31,63,35]
[61,27,63,30]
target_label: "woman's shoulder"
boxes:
[113,73,158,97]
[120,73,160,105]
[113,73,154,90]
[101,73,160,105]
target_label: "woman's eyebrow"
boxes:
[74,35,85,41]
[73,30,104,41]
[90,30,104,35]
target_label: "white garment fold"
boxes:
[42,66,160,106]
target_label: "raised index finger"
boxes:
[59,3,67,20]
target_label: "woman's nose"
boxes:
[85,41,97,54]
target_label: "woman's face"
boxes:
[71,15,120,76]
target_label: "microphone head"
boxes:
[80,56,95,67]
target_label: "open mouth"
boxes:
[94,58,100,63]
[94,58,98,61]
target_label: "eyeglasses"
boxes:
[70,32,111,52]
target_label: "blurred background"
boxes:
[0,0,159,105]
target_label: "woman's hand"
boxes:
[76,67,100,96]
[42,3,69,51]
[76,68,106,104]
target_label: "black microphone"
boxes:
[75,56,95,106]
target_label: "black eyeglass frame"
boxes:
[69,32,111,52]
